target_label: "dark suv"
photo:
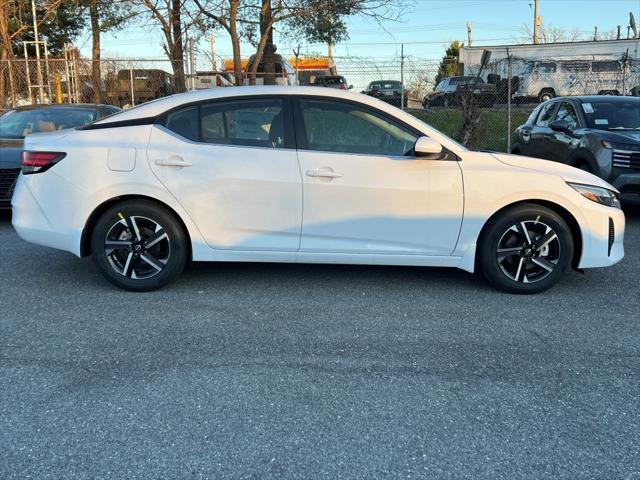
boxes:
[512,96,640,204]
[362,80,407,108]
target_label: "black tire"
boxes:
[478,204,574,294]
[538,89,555,103]
[90,199,188,291]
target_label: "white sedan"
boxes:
[11,86,624,293]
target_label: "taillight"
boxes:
[216,76,222,87]
[340,84,347,90]
[21,151,66,174]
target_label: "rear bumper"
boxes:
[11,175,81,256]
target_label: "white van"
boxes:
[513,59,638,102]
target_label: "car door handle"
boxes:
[155,156,192,167]
[305,168,343,179]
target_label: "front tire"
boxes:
[478,204,574,294]
[90,200,188,291]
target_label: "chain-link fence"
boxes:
[2,50,640,152]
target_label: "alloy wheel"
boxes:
[104,214,170,280]
[496,220,561,284]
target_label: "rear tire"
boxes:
[90,200,188,291]
[478,204,574,294]
[538,89,555,103]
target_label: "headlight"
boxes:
[568,183,621,208]
[601,140,640,151]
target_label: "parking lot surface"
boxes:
[1,208,639,479]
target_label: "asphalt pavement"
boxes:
[1,208,639,479]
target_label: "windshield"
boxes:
[582,101,640,130]
[370,81,401,90]
[0,107,98,138]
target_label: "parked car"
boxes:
[423,76,497,108]
[0,103,120,209]
[512,59,640,103]
[512,96,640,204]
[311,75,352,90]
[12,86,624,293]
[244,54,297,86]
[362,80,407,108]
[193,71,234,89]
[106,69,175,106]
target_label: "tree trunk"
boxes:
[260,0,276,86]
[170,0,186,92]
[229,1,243,86]
[89,0,103,103]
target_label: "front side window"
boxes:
[536,102,557,128]
[299,99,419,156]
[555,102,579,129]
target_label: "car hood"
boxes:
[491,153,617,191]
[597,129,640,144]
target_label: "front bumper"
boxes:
[610,172,640,205]
[576,199,625,269]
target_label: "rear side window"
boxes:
[536,102,557,127]
[165,106,198,141]
[201,98,285,148]
[592,61,620,73]
[163,98,287,148]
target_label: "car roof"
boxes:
[90,85,464,151]
[11,103,116,112]
[94,86,400,123]
[553,96,640,103]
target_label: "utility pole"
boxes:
[30,0,45,103]
[532,0,540,44]
[467,22,472,47]
[210,34,216,71]
[617,25,622,40]
[593,26,598,41]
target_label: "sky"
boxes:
[78,0,640,65]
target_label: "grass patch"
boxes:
[409,108,531,152]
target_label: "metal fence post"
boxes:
[129,65,135,106]
[507,48,512,152]
[400,44,405,111]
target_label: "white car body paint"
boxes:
[11,86,625,275]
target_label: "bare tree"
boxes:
[139,0,202,92]
[194,0,401,85]
[519,23,582,44]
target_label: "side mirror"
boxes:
[550,119,569,132]
[414,136,444,159]
[348,85,353,90]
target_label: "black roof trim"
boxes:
[78,116,157,130]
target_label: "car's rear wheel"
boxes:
[90,200,188,291]
[479,204,574,294]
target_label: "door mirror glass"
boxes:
[550,119,569,132]
[414,136,444,159]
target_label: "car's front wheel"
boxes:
[90,200,188,291]
[478,204,574,294]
